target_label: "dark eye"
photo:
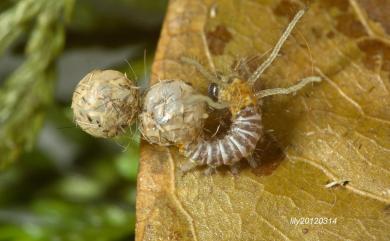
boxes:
[208,82,219,101]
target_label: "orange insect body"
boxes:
[218,78,257,118]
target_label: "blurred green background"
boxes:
[0,0,168,240]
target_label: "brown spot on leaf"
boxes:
[335,13,367,38]
[319,0,349,11]
[311,27,323,39]
[358,39,390,71]
[206,25,232,55]
[357,0,390,34]
[384,205,390,215]
[326,31,336,39]
[274,0,301,19]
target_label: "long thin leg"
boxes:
[204,166,216,175]
[230,162,241,175]
[246,154,259,168]
[180,56,223,84]
[255,76,321,99]
[185,94,228,109]
[248,9,306,85]
[180,160,198,173]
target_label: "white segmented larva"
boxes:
[218,140,228,164]
[179,9,322,173]
[236,127,258,139]
[184,105,262,168]
[229,135,246,156]
[190,143,203,160]
[206,143,213,165]
[236,131,256,149]
[215,144,223,166]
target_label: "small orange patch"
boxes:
[218,79,256,117]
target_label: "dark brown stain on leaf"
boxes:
[384,205,390,215]
[335,13,367,38]
[206,25,233,55]
[319,0,349,11]
[357,0,390,34]
[326,31,336,39]
[273,0,301,19]
[358,39,390,71]
[311,27,323,39]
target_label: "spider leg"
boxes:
[181,56,225,85]
[230,162,241,175]
[180,160,198,173]
[184,94,228,109]
[255,76,321,99]
[246,154,259,168]
[248,9,306,86]
[204,166,217,176]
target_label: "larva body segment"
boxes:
[183,104,262,167]
[179,78,263,168]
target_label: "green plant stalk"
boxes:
[0,0,74,168]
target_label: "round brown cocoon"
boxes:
[140,80,207,146]
[71,69,139,138]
